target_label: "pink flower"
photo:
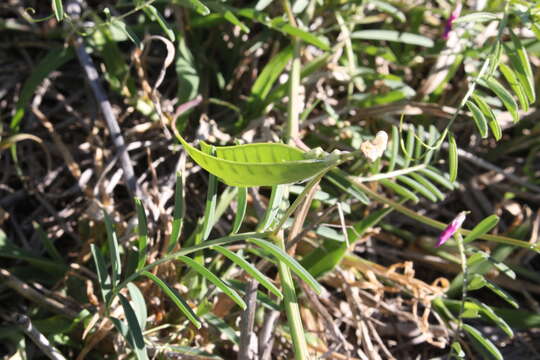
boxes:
[436,211,468,247]
[443,2,463,40]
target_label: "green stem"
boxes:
[270,233,310,360]
[455,233,468,334]
[348,176,540,251]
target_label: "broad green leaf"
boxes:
[10,47,74,131]
[90,244,111,303]
[177,255,246,309]
[462,215,499,244]
[453,12,500,24]
[509,31,535,104]
[448,133,458,183]
[168,172,185,252]
[479,77,519,123]
[463,324,503,360]
[174,130,338,187]
[397,175,437,202]
[466,100,488,138]
[409,173,445,201]
[118,294,148,360]
[141,271,201,328]
[143,5,175,41]
[248,237,323,294]
[52,0,64,22]
[499,63,528,111]
[379,179,419,203]
[134,199,148,271]
[471,94,501,140]
[351,30,434,47]
[213,246,282,299]
[469,298,514,337]
[103,210,122,287]
[231,187,247,234]
[127,283,147,331]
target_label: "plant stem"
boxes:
[455,233,468,334]
[271,233,310,360]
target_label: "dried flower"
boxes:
[443,2,462,40]
[360,131,388,162]
[436,211,467,247]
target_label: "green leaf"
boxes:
[488,41,503,76]
[231,187,247,234]
[453,12,500,24]
[200,145,218,241]
[257,185,286,232]
[484,279,518,308]
[169,172,185,252]
[462,215,499,244]
[351,30,434,47]
[176,33,199,103]
[143,5,175,41]
[463,324,503,360]
[326,169,370,205]
[127,283,147,331]
[174,0,210,15]
[270,19,330,51]
[177,255,246,309]
[110,19,141,46]
[466,101,488,138]
[174,131,339,187]
[409,173,445,201]
[479,77,519,123]
[467,273,487,291]
[387,125,399,172]
[448,133,458,183]
[499,63,529,112]
[469,298,514,337]
[52,0,64,22]
[471,94,501,140]
[141,271,202,328]
[247,46,293,116]
[34,222,63,264]
[509,31,535,104]
[134,199,148,271]
[213,246,282,299]
[248,237,323,294]
[118,294,149,360]
[397,175,437,202]
[203,312,240,345]
[379,179,419,203]
[103,210,122,287]
[369,0,406,22]
[90,244,111,304]
[403,126,415,168]
[451,341,465,359]
[419,167,455,190]
[10,47,74,131]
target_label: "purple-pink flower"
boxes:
[443,2,463,40]
[436,211,467,247]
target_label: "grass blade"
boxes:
[90,244,111,304]
[463,324,503,360]
[231,187,247,234]
[103,210,122,287]
[127,283,147,331]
